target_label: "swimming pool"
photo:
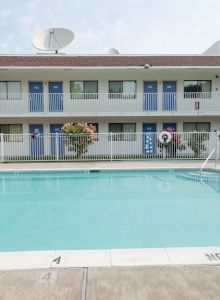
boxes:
[0,169,220,252]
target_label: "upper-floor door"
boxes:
[29,82,44,112]
[163,81,176,111]
[49,82,63,112]
[144,81,157,111]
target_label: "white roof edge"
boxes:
[0,66,220,70]
[0,53,205,57]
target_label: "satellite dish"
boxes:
[108,48,120,55]
[32,28,74,53]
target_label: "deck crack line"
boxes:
[49,250,56,269]
[81,267,88,300]
[110,249,112,266]
[164,248,173,265]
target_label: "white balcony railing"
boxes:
[0,92,220,115]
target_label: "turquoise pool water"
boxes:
[0,169,220,251]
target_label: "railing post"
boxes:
[215,131,219,167]
[110,132,113,162]
[0,133,4,163]
[163,145,166,159]
[55,132,59,161]
[158,93,162,112]
[44,89,49,112]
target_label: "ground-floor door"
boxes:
[162,123,177,157]
[50,124,64,157]
[29,124,44,156]
[143,123,157,154]
[163,123,177,132]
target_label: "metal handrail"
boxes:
[200,147,216,176]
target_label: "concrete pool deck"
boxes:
[0,159,218,171]
[1,266,220,300]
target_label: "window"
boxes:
[108,123,136,141]
[184,80,211,98]
[109,81,136,99]
[0,81,21,100]
[0,124,23,142]
[70,81,98,99]
[183,122,210,132]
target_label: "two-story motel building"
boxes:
[0,42,220,158]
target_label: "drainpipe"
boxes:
[0,133,4,163]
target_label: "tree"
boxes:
[61,122,96,158]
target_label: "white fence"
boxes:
[0,132,218,162]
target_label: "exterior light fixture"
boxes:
[144,64,151,69]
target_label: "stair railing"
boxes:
[200,147,216,176]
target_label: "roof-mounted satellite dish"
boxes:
[32,28,74,54]
[108,48,120,55]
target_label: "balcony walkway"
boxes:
[0,92,220,116]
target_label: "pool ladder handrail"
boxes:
[200,147,216,176]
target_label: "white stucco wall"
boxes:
[0,67,220,159]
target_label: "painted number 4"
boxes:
[41,272,52,281]
[52,256,61,264]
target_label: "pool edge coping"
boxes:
[0,166,219,174]
[0,247,220,270]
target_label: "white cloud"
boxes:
[0,9,11,27]
[0,42,9,52]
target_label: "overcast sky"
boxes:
[0,0,220,55]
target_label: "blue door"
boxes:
[163,81,176,111]
[163,123,176,132]
[29,124,44,156]
[49,82,63,112]
[50,124,64,157]
[144,82,157,110]
[143,123,156,154]
[29,82,43,112]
